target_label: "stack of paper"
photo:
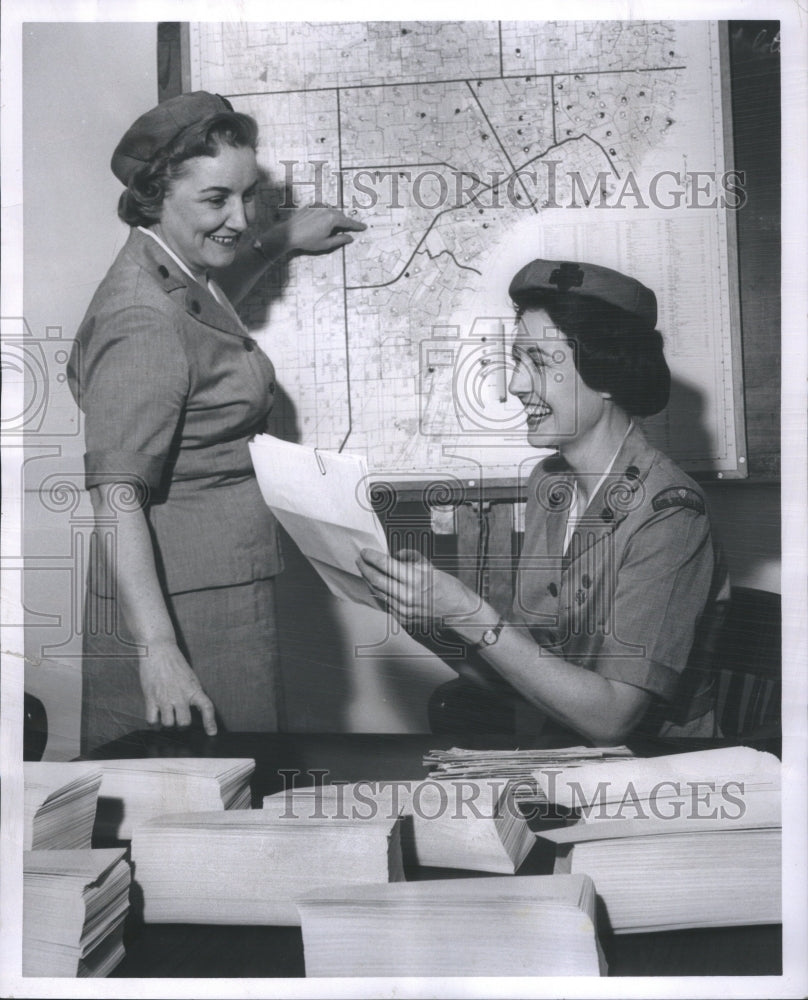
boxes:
[533,746,780,810]
[297,874,606,977]
[93,757,254,840]
[535,746,782,932]
[24,763,103,850]
[131,810,404,925]
[264,778,535,874]
[23,848,131,977]
[423,745,634,800]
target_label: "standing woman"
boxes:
[69,92,364,752]
[359,259,729,742]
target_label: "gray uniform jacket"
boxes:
[67,226,282,595]
[512,424,730,728]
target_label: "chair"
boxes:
[428,587,782,739]
[712,586,781,739]
[24,692,49,761]
[427,677,516,735]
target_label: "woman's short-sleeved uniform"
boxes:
[68,227,284,751]
[511,425,730,737]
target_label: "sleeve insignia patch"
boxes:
[652,486,705,515]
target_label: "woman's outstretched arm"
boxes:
[214,206,366,305]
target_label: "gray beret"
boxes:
[111,91,234,185]
[509,259,657,328]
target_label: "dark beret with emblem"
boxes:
[111,91,235,185]
[509,259,657,328]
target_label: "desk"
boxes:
[87,730,782,979]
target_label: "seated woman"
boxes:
[359,259,729,743]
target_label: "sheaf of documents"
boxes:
[249,435,388,607]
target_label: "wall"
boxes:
[703,483,781,593]
[22,23,160,759]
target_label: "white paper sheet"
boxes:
[248,435,388,608]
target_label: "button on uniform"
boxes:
[244,338,255,352]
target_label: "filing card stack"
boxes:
[24,763,103,850]
[92,757,254,840]
[131,809,404,925]
[263,777,535,874]
[23,848,131,977]
[533,746,782,932]
[423,745,634,796]
[296,874,606,977]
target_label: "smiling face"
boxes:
[151,143,259,277]
[509,308,608,452]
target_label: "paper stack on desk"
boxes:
[92,757,254,840]
[264,777,535,874]
[534,746,782,933]
[24,762,103,850]
[23,848,131,977]
[423,745,635,800]
[131,809,404,925]
[296,874,606,977]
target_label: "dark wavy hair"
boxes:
[117,111,259,227]
[512,290,671,417]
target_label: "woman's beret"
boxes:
[509,259,657,328]
[111,91,234,185]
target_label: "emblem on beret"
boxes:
[652,487,705,515]
[549,262,585,292]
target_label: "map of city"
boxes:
[190,21,744,485]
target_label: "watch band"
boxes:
[472,617,506,651]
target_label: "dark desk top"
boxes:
[87,730,782,979]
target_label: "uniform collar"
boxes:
[137,225,206,286]
[575,423,657,539]
[124,226,248,339]
[539,423,658,558]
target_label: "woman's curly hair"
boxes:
[118,111,259,227]
[512,291,671,417]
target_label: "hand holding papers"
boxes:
[248,436,388,607]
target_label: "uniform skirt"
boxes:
[81,578,284,754]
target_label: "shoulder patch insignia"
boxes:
[652,486,705,515]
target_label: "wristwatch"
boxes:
[472,617,505,650]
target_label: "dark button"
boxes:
[575,589,587,605]
[268,380,276,394]
[190,299,201,313]
[157,265,169,279]
[582,574,591,588]
[625,465,640,480]
[601,508,614,522]
[243,338,255,352]
[547,582,558,597]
